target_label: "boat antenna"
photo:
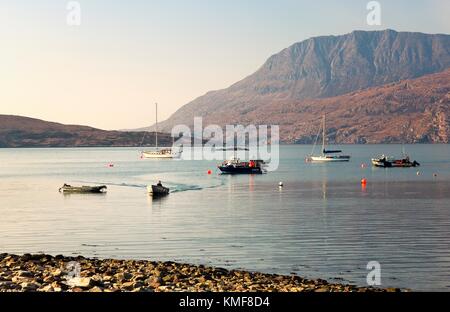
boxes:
[322,114,326,155]
[310,122,322,156]
[139,131,147,147]
[401,124,407,157]
[155,102,158,150]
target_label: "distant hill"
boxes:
[0,115,172,148]
[143,29,450,143]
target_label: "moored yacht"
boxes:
[306,115,351,162]
[141,103,182,159]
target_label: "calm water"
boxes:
[0,145,450,291]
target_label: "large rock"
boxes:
[66,277,93,288]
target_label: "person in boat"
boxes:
[156,180,163,187]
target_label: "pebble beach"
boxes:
[0,253,400,292]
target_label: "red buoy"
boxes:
[207,170,212,175]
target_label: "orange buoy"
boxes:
[361,178,367,185]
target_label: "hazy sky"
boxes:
[1,0,449,130]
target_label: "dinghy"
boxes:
[59,184,107,193]
[147,181,170,197]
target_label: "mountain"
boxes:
[148,29,450,143]
[259,68,450,144]
[0,115,172,148]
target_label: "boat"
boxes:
[141,103,181,159]
[306,115,351,162]
[218,157,266,174]
[147,182,170,196]
[371,155,420,168]
[142,148,179,159]
[59,184,107,193]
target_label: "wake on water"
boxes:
[75,177,225,194]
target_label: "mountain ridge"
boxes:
[0,115,172,148]
[142,29,450,143]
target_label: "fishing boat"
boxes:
[59,184,107,193]
[371,155,420,168]
[141,103,181,159]
[218,157,266,174]
[147,182,170,197]
[306,115,350,162]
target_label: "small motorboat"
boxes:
[59,184,107,193]
[371,155,420,168]
[218,157,265,174]
[147,181,170,197]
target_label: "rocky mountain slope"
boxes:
[147,30,450,143]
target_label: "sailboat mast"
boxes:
[155,102,158,149]
[322,114,326,154]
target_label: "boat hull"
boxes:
[59,185,107,193]
[371,159,420,168]
[148,185,170,196]
[218,166,263,174]
[309,155,351,162]
[142,150,180,159]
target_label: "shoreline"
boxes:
[0,253,401,292]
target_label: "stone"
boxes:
[89,286,103,292]
[162,275,173,283]
[12,276,30,283]
[132,274,145,281]
[20,282,40,291]
[43,276,54,283]
[67,277,92,288]
[114,272,132,282]
[51,269,62,277]
[17,270,33,277]
[103,275,113,282]
[39,285,54,292]
[120,281,135,290]
[146,276,162,288]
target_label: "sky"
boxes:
[0,0,449,130]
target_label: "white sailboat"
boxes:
[307,115,350,162]
[141,103,181,159]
